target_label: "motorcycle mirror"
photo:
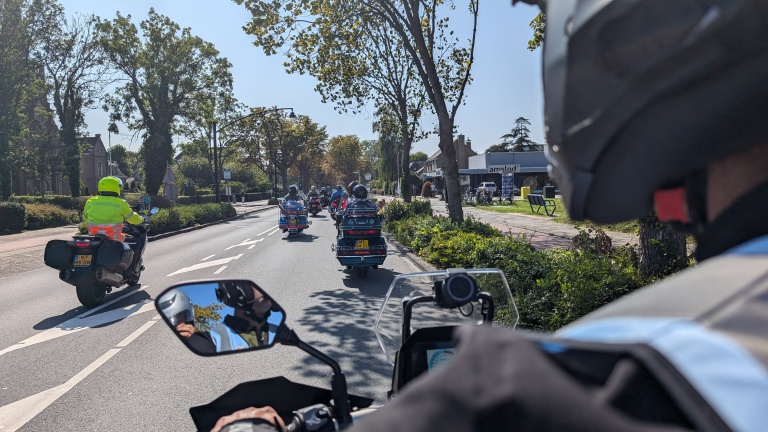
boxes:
[155,279,286,356]
[149,207,159,215]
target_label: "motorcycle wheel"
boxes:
[356,267,369,277]
[126,258,142,286]
[76,282,107,307]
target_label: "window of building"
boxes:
[97,162,103,178]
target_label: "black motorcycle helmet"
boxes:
[347,181,359,193]
[288,185,298,195]
[336,185,343,191]
[352,184,368,199]
[531,0,768,224]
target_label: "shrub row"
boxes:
[10,195,88,210]
[24,203,80,230]
[147,203,237,235]
[383,200,645,332]
[0,202,26,232]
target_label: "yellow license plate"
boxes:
[355,239,369,249]
[73,254,92,267]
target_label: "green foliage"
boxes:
[149,203,236,234]
[0,202,27,232]
[528,12,546,51]
[24,203,80,230]
[410,151,428,162]
[193,303,224,332]
[10,195,89,210]
[423,231,484,269]
[385,213,647,333]
[382,199,432,225]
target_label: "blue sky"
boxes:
[62,0,544,156]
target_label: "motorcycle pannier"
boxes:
[44,240,73,270]
[95,238,134,271]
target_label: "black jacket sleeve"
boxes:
[349,326,685,432]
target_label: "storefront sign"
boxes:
[489,164,521,173]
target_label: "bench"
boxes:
[527,194,556,216]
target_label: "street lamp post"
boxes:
[210,107,297,202]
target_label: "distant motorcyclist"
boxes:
[307,186,320,198]
[282,185,301,202]
[340,180,359,212]
[82,176,143,242]
[329,184,344,203]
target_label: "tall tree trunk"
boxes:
[638,212,689,278]
[61,127,81,197]
[400,135,413,203]
[437,116,463,222]
[143,130,172,195]
[0,132,11,199]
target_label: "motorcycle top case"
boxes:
[44,240,73,271]
[95,238,134,271]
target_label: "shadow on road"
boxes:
[281,234,319,242]
[290,268,402,398]
[33,284,150,329]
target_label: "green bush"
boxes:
[149,203,236,234]
[24,203,80,230]
[0,202,26,232]
[383,198,432,225]
[10,195,88,210]
[423,231,484,269]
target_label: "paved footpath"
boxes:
[376,195,637,251]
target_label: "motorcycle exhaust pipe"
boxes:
[96,268,124,285]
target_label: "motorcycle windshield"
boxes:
[373,269,518,365]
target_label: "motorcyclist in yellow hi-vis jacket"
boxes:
[83,177,143,242]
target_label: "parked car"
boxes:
[478,182,498,196]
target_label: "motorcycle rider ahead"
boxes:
[282,185,301,203]
[307,186,320,198]
[82,176,143,242]
[214,1,768,430]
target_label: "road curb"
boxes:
[383,233,436,272]
[148,205,277,242]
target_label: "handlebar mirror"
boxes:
[155,279,286,356]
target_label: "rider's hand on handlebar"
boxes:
[175,323,195,338]
[211,406,286,432]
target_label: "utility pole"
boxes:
[211,122,220,202]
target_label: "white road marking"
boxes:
[201,254,216,261]
[0,311,165,429]
[0,301,155,357]
[116,319,158,348]
[256,226,278,237]
[225,238,264,250]
[213,266,227,275]
[166,254,243,277]
[0,348,121,431]
[248,245,255,250]
[79,285,149,318]
[268,227,280,236]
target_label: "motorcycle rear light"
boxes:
[75,241,90,247]
[345,229,379,235]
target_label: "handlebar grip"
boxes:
[286,416,302,432]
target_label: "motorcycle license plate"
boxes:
[355,239,369,249]
[73,254,92,267]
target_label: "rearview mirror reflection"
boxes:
[156,280,286,356]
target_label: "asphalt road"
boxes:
[0,208,422,431]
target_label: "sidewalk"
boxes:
[376,195,637,251]
[0,199,276,255]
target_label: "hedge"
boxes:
[0,202,26,232]
[10,195,88,210]
[24,203,80,230]
[143,203,237,235]
[383,200,646,332]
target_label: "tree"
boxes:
[410,151,428,162]
[192,303,223,333]
[638,212,689,279]
[20,112,60,196]
[233,0,477,220]
[38,12,111,197]
[527,11,545,51]
[98,9,232,195]
[109,144,131,176]
[498,117,538,152]
[0,0,59,199]
[324,135,363,183]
